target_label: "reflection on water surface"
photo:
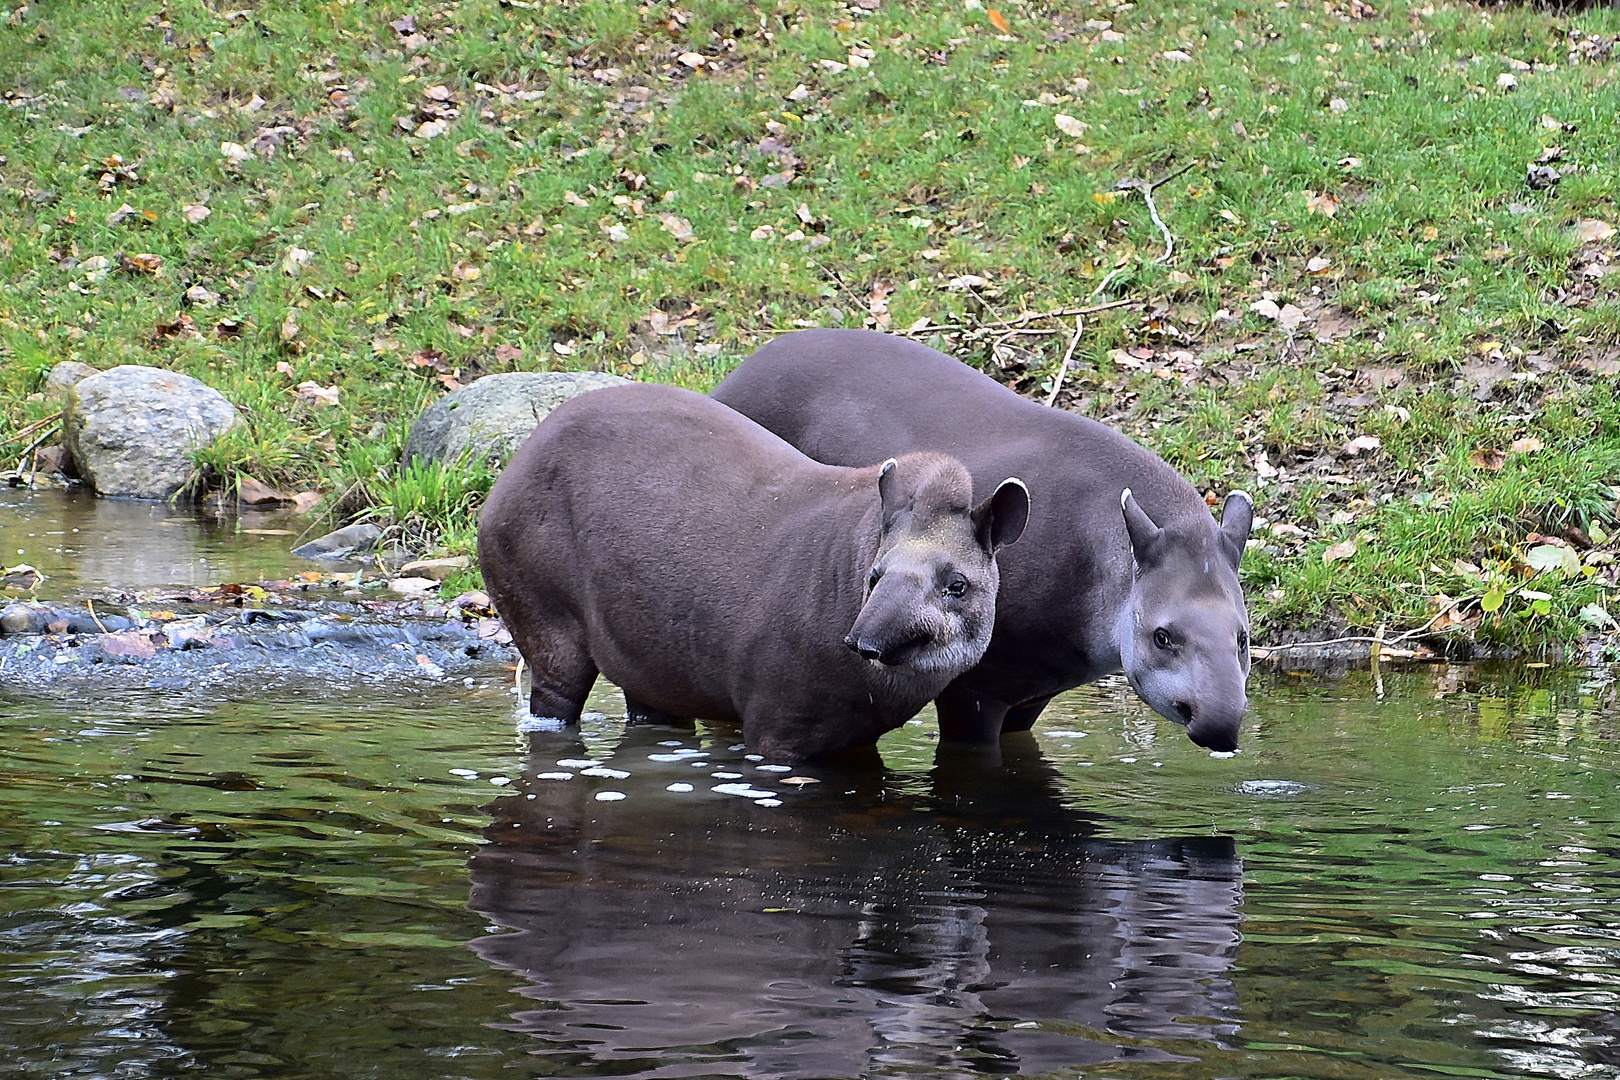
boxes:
[3,663,1620,1078]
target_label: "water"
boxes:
[7,489,1620,1078]
[5,663,1620,1079]
[0,486,327,600]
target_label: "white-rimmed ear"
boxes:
[1218,490,1254,570]
[973,477,1030,554]
[1121,488,1166,565]
[877,458,903,527]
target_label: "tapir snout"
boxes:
[844,570,939,666]
[1185,697,1244,753]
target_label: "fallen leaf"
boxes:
[216,319,243,339]
[182,203,211,223]
[1054,114,1088,138]
[408,348,447,371]
[1250,298,1281,320]
[1323,539,1357,564]
[184,284,219,306]
[280,311,299,342]
[749,224,774,241]
[1470,447,1506,471]
[1307,255,1332,273]
[987,8,1011,33]
[1572,219,1615,244]
[451,261,481,280]
[1338,156,1363,171]
[281,246,312,275]
[294,381,341,406]
[415,118,448,139]
[1277,304,1306,333]
[786,83,811,102]
[1342,434,1381,456]
[422,84,453,102]
[220,141,253,162]
[114,255,161,280]
[563,190,589,208]
[238,476,292,504]
[292,491,323,515]
[659,212,695,241]
[1305,191,1340,217]
[552,341,577,357]
[1328,97,1349,112]
[1511,436,1544,453]
[1163,49,1192,62]
[494,343,522,364]
[819,58,849,73]
[678,52,706,68]
[107,202,138,226]
[275,360,295,376]
[1496,72,1517,90]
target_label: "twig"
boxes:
[1119,161,1199,265]
[12,425,60,474]
[1257,604,1461,654]
[85,598,109,635]
[0,412,63,448]
[1043,315,1085,408]
[896,298,1136,338]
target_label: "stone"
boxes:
[389,576,439,595]
[238,476,292,504]
[34,444,75,476]
[64,365,239,499]
[44,361,99,400]
[402,371,627,469]
[291,522,383,560]
[399,556,470,581]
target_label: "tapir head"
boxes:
[1116,489,1254,753]
[845,454,1029,676]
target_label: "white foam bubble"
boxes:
[666,782,694,793]
[580,766,630,779]
[713,783,776,799]
[556,758,598,768]
[754,798,783,807]
[1209,750,1237,759]
[535,771,573,781]
[711,771,744,780]
[1044,730,1088,738]
[449,768,478,778]
[490,776,512,786]
[594,791,627,802]
[755,764,792,772]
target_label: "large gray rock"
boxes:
[64,366,239,499]
[291,522,383,561]
[44,361,99,399]
[402,371,627,469]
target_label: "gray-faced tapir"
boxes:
[711,329,1253,753]
[478,382,1029,762]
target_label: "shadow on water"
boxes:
[469,724,1243,1078]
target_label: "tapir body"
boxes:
[478,382,1028,762]
[712,330,1253,752]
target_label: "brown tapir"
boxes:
[477,382,1029,762]
[712,330,1253,753]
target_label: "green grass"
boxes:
[4,0,1620,647]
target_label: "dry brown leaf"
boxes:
[1470,447,1506,471]
[295,381,340,406]
[494,343,522,364]
[659,213,694,240]
[1572,219,1615,244]
[1342,434,1381,456]
[238,476,292,505]
[1511,436,1544,454]
[1323,539,1357,565]
[1305,191,1340,217]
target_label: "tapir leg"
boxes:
[516,618,598,725]
[999,694,1056,734]
[624,697,694,728]
[934,682,1014,744]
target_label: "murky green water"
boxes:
[6,662,1620,1079]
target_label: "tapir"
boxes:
[712,329,1253,753]
[477,382,1029,762]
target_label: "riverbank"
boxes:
[4,0,1620,650]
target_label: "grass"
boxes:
[3,0,1620,649]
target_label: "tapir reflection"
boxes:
[468,724,1242,1079]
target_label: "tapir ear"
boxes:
[1218,490,1253,570]
[973,477,1030,554]
[1121,489,1166,566]
[877,458,906,528]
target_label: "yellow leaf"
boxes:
[987,8,1011,33]
[1092,191,1117,205]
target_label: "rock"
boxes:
[34,444,75,477]
[399,555,470,581]
[0,602,48,634]
[377,544,413,572]
[64,365,239,499]
[44,361,99,400]
[238,476,292,505]
[291,522,383,560]
[292,491,323,514]
[0,601,131,635]
[402,371,627,469]
[389,576,439,595]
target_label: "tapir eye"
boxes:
[1238,629,1250,652]
[944,574,969,598]
[868,567,883,590]
[1153,627,1173,650]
